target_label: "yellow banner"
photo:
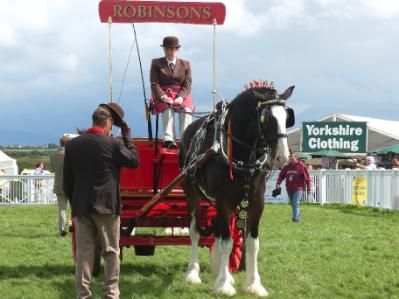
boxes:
[352,177,367,206]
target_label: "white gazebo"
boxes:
[0,150,19,175]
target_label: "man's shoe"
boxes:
[162,141,177,149]
[60,230,67,237]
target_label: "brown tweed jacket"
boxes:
[150,57,192,100]
[50,147,66,195]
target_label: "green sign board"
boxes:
[301,122,368,153]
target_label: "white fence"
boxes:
[2,171,399,210]
[265,169,399,211]
[0,175,56,204]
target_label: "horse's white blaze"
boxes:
[271,105,289,168]
[214,238,236,296]
[186,213,201,284]
[243,236,268,297]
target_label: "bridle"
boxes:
[220,96,295,160]
[183,87,295,230]
[184,89,295,174]
[256,97,295,149]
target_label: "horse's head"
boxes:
[248,84,295,168]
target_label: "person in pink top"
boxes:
[276,151,312,222]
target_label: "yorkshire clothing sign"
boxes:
[301,122,368,153]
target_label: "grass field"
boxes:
[0,204,398,299]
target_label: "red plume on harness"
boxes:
[228,119,234,180]
[243,79,274,90]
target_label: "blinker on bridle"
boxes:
[256,97,295,147]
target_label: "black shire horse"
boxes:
[179,83,295,296]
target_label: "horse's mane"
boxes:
[228,87,278,121]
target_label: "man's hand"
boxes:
[162,96,174,105]
[121,121,131,139]
[174,96,184,105]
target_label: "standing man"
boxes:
[150,36,194,149]
[50,135,72,237]
[63,103,139,299]
[356,156,377,170]
[276,151,312,222]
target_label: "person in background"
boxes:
[34,161,44,175]
[392,158,399,168]
[356,156,377,170]
[63,102,139,299]
[276,151,312,222]
[0,168,5,198]
[50,135,72,237]
[150,36,193,149]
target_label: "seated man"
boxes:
[150,36,194,149]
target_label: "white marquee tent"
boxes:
[0,150,18,175]
[288,113,399,153]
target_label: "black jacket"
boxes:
[63,131,139,216]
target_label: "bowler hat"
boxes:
[99,102,124,127]
[161,36,181,48]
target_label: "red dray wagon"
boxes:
[71,0,243,274]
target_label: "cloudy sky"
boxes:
[1,0,398,145]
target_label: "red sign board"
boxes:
[98,0,226,25]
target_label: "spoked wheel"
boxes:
[92,236,102,277]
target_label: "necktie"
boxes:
[169,63,175,71]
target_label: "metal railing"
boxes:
[2,171,399,211]
[265,169,399,211]
[0,175,56,204]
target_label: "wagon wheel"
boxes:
[229,217,245,272]
[92,236,102,277]
[71,221,77,264]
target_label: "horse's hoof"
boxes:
[243,283,268,297]
[214,282,236,296]
[185,269,202,284]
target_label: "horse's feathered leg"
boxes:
[186,210,201,284]
[184,182,202,284]
[243,191,268,297]
[213,209,236,296]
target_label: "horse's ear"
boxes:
[279,86,295,100]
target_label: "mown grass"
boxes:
[0,204,398,298]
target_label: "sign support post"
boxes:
[108,16,113,102]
